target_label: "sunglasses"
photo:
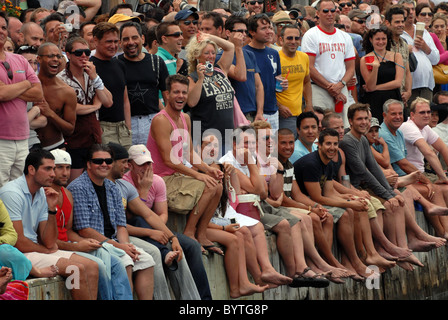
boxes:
[90,158,114,165]
[339,2,352,7]
[419,12,433,16]
[17,45,38,54]
[164,31,183,37]
[353,19,366,24]
[39,54,63,59]
[182,20,198,26]
[322,8,336,13]
[70,48,91,57]
[1,61,13,80]
[247,0,264,4]
[418,110,431,115]
[231,29,249,34]
[285,36,301,40]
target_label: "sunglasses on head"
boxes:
[1,61,13,80]
[182,20,198,25]
[90,158,114,165]
[70,48,91,57]
[164,31,183,37]
[322,8,336,13]
[17,45,38,54]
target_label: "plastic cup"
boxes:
[275,76,285,92]
[335,100,344,113]
[416,22,425,38]
[365,55,374,71]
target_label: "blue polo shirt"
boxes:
[0,175,48,243]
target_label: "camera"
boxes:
[205,61,214,73]
[63,23,73,33]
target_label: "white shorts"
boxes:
[24,250,74,269]
[120,244,155,272]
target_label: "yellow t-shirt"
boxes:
[276,50,309,116]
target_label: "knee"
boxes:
[274,219,291,234]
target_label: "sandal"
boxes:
[289,267,330,288]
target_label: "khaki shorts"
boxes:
[163,173,205,215]
[352,195,385,219]
[323,206,345,223]
[259,201,301,230]
[100,120,132,150]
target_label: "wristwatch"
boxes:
[277,169,285,175]
[341,80,346,87]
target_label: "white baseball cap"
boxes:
[128,145,153,165]
[51,149,72,165]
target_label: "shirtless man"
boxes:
[36,42,76,150]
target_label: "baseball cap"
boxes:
[51,149,72,165]
[272,11,293,24]
[348,9,369,20]
[370,117,380,128]
[174,9,199,21]
[107,142,129,161]
[128,145,153,165]
[108,13,141,25]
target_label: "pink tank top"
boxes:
[147,109,188,177]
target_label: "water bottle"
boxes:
[341,175,351,188]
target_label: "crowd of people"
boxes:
[1,0,448,301]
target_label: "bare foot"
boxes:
[231,282,269,298]
[397,261,414,271]
[165,251,180,267]
[30,265,59,278]
[398,253,424,267]
[260,269,292,287]
[397,171,419,188]
[427,205,448,216]
[365,253,396,270]
[0,267,12,294]
[408,238,438,252]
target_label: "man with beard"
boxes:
[118,22,169,145]
[36,42,77,150]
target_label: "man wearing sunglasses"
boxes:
[0,12,44,188]
[277,25,313,138]
[67,144,156,300]
[348,9,368,37]
[301,0,356,128]
[58,36,113,182]
[118,21,169,146]
[156,21,184,76]
[175,9,199,60]
[244,0,264,15]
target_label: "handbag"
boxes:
[433,64,448,84]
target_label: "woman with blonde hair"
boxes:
[186,31,236,152]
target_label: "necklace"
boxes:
[373,50,387,62]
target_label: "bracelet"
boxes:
[140,198,147,202]
[48,209,57,215]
